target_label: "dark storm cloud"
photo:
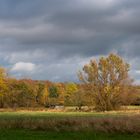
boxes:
[0,0,140,82]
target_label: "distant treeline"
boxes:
[0,74,80,108]
[0,54,140,111]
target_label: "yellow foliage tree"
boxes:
[65,83,78,105]
[0,67,8,107]
[78,54,132,111]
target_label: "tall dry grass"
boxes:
[0,115,139,133]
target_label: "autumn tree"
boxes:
[9,80,36,107]
[71,89,85,110]
[56,83,65,105]
[49,86,59,98]
[35,82,46,105]
[0,67,8,107]
[130,85,140,105]
[65,83,78,106]
[47,85,59,107]
[78,54,132,111]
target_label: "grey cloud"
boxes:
[0,0,140,82]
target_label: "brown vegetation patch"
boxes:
[0,114,139,133]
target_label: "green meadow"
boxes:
[0,130,140,140]
[0,109,139,140]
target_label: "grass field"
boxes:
[0,107,139,139]
[0,130,140,140]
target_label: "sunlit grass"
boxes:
[0,106,139,120]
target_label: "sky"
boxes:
[0,0,140,83]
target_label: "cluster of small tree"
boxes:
[0,54,139,111]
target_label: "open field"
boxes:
[0,107,139,139]
[0,107,139,132]
[0,106,139,121]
